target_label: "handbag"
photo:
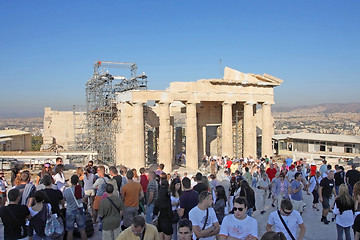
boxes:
[277,210,295,240]
[44,204,64,239]
[196,208,209,240]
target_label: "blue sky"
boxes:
[1,1,359,117]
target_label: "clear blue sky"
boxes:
[1,0,359,117]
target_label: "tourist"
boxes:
[189,191,220,240]
[273,172,290,209]
[155,163,165,176]
[290,172,306,215]
[63,175,87,240]
[193,172,208,194]
[83,165,95,212]
[170,178,182,240]
[76,167,85,187]
[214,185,227,224]
[353,214,360,239]
[243,167,252,186]
[258,173,270,214]
[99,184,124,240]
[139,167,149,195]
[11,166,21,187]
[0,170,8,207]
[36,163,54,186]
[218,197,258,240]
[319,159,328,176]
[119,167,128,190]
[333,184,354,240]
[178,177,199,219]
[319,170,336,224]
[154,182,174,240]
[266,163,277,198]
[41,174,64,217]
[286,164,297,182]
[308,171,321,211]
[15,170,36,207]
[86,160,96,174]
[353,181,360,211]
[209,174,219,190]
[121,170,144,228]
[54,157,63,173]
[346,164,360,196]
[53,163,66,192]
[146,171,159,224]
[177,218,193,240]
[285,156,293,168]
[92,165,109,223]
[238,180,256,217]
[132,168,140,182]
[28,190,53,239]
[0,188,30,240]
[334,165,345,195]
[117,215,158,240]
[252,166,259,187]
[266,198,306,240]
[109,166,122,194]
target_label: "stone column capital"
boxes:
[159,101,171,105]
[245,101,256,105]
[262,102,273,106]
[222,101,235,106]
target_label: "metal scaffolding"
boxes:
[77,61,147,164]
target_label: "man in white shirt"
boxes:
[218,196,258,240]
[266,198,306,240]
[189,191,220,240]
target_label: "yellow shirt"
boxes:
[116,223,159,240]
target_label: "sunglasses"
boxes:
[282,209,293,215]
[233,207,245,212]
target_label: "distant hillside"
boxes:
[273,103,360,113]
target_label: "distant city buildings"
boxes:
[0,129,31,151]
[273,132,360,160]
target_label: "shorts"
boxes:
[291,199,306,213]
[66,208,86,231]
[322,197,330,209]
[84,189,95,197]
[93,196,102,210]
[158,219,173,235]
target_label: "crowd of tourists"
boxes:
[0,155,360,240]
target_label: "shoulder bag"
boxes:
[277,210,295,240]
[196,208,209,240]
[107,197,121,213]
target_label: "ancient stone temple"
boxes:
[115,67,283,172]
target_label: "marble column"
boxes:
[159,102,172,173]
[116,102,125,166]
[222,102,233,158]
[186,102,198,170]
[133,102,145,170]
[262,102,272,158]
[243,102,256,158]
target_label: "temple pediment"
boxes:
[210,67,283,86]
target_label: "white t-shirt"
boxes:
[268,210,303,240]
[333,203,354,228]
[53,173,66,192]
[189,206,218,240]
[286,170,296,181]
[219,214,258,239]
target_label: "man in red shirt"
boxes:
[139,167,148,194]
[226,158,233,173]
[266,163,277,199]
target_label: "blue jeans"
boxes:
[146,203,155,224]
[336,224,351,240]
